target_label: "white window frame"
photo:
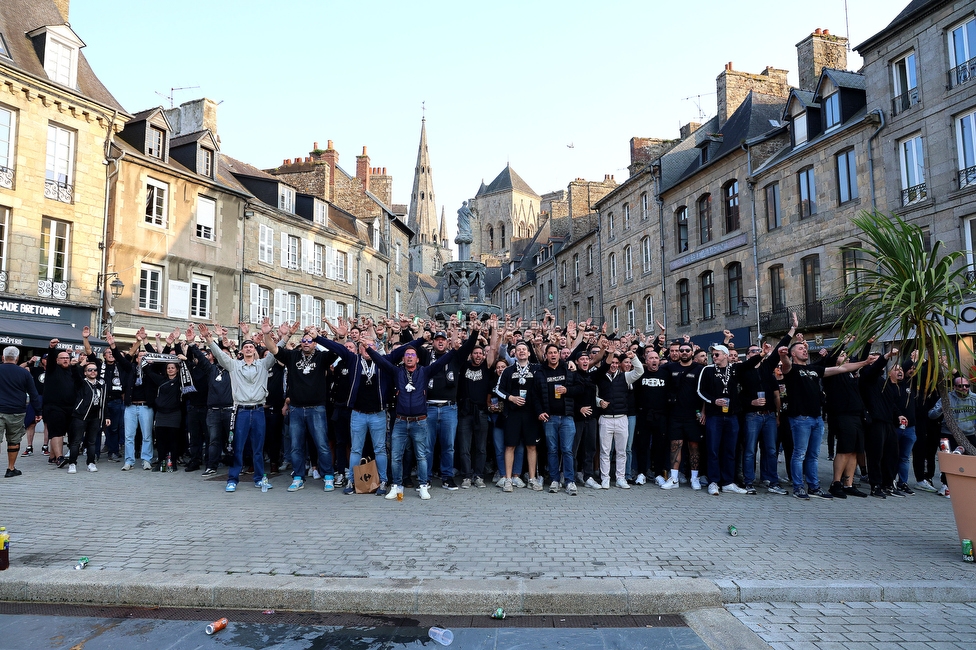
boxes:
[0,107,15,188]
[395,241,402,272]
[312,297,323,325]
[641,236,652,274]
[609,306,619,331]
[313,243,324,275]
[395,289,401,314]
[837,149,858,203]
[365,270,372,296]
[286,235,300,270]
[626,300,635,331]
[199,147,214,178]
[607,212,614,239]
[39,217,69,282]
[644,295,653,330]
[824,92,841,130]
[336,249,346,282]
[899,134,926,204]
[195,195,216,240]
[949,17,976,70]
[641,193,648,221]
[144,178,168,227]
[287,292,300,323]
[313,200,327,226]
[624,246,633,281]
[892,51,918,112]
[147,126,165,159]
[279,185,296,213]
[0,206,10,273]
[797,167,817,218]
[608,253,617,286]
[249,284,270,323]
[139,264,163,312]
[190,274,211,319]
[623,203,630,230]
[43,36,78,88]
[45,124,74,200]
[793,111,808,146]
[956,110,976,188]
[258,224,274,264]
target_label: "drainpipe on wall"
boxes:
[653,162,667,334]
[742,141,762,343]
[240,203,252,336]
[866,108,886,208]
[96,110,121,335]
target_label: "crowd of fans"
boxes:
[1,309,970,501]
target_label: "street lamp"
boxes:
[109,275,125,298]
[97,272,125,335]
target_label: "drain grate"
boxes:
[0,602,686,628]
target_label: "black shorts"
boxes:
[831,414,865,455]
[503,409,541,448]
[42,406,70,439]
[669,417,702,443]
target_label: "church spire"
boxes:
[439,206,448,247]
[407,117,437,243]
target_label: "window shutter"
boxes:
[326,246,336,280]
[249,283,259,323]
[280,232,288,267]
[347,303,355,320]
[324,299,337,325]
[346,251,354,284]
[274,288,287,324]
[300,294,313,328]
[301,238,311,274]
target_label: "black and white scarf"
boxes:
[139,353,197,394]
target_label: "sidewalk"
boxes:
[1,445,973,648]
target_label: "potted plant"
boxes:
[840,211,976,542]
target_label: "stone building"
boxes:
[855,0,976,361]
[0,0,127,352]
[406,118,451,276]
[105,99,247,341]
[468,164,542,266]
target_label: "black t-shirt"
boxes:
[459,360,493,411]
[635,366,669,416]
[275,348,329,407]
[353,357,383,413]
[783,364,825,418]
[665,361,705,420]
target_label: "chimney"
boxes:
[163,98,219,139]
[796,28,848,90]
[356,145,371,190]
[317,140,339,200]
[716,63,790,128]
[53,0,69,21]
[679,122,701,139]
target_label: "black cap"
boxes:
[433,331,448,339]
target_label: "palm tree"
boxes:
[840,210,976,454]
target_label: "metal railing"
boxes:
[901,182,927,206]
[948,57,976,89]
[0,165,12,189]
[891,88,920,115]
[959,166,976,189]
[44,179,73,203]
[759,294,853,333]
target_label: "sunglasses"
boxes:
[301,338,314,343]
[957,384,971,388]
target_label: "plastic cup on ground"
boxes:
[428,626,454,646]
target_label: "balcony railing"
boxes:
[891,88,920,116]
[759,294,853,334]
[0,165,13,189]
[960,166,976,189]
[0,270,6,292]
[949,56,976,89]
[37,279,69,300]
[44,179,73,203]
[901,182,927,206]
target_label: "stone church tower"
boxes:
[407,118,451,275]
[468,164,541,265]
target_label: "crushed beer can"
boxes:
[964,539,974,563]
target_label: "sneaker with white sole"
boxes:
[635,473,646,485]
[678,472,688,484]
[615,478,631,489]
[376,482,388,496]
[143,460,152,470]
[287,478,305,492]
[512,476,526,489]
[549,480,560,493]
[655,475,667,487]
[474,477,486,488]
[496,476,507,488]
[566,482,578,496]
[660,477,679,490]
[461,478,472,489]
[324,476,335,491]
[916,479,937,492]
[690,476,702,491]
[707,482,720,495]
[530,477,544,491]
[502,478,513,492]
[419,484,431,500]
[121,463,133,471]
[334,474,346,488]
[384,484,402,500]
[722,483,748,494]
[600,478,610,489]
[67,463,77,474]
[225,482,237,492]
[87,463,97,472]
[202,468,217,477]
[767,483,789,495]
[585,477,602,489]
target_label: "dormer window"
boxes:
[198,147,214,177]
[313,199,327,226]
[793,111,808,145]
[0,32,10,59]
[147,126,165,159]
[279,185,295,213]
[699,143,709,164]
[28,25,85,89]
[823,92,840,129]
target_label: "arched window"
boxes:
[609,306,619,331]
[678,280,690,326]
[624,246,633,281]
[644,295,653,329]
[724,180,739,233]
[487,225,494,250]
[608,253,617,286]
[698,194,712,244]
[727,262,742,314]
[500,223,506,247]
[700,271,715,320]
[626,300,635,330]
[607,212,615,239]
[623,203,630,230]
[641,236,652,273]
[676,207,688,252]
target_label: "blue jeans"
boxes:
[123,404,154,465]
[103,399,124,455]
[425,403,458,479]
[744,412,780,485]
[492,421,523,478]
[625,414,636,479]
[205,408,232,470]
[544,414,576,483]
[897,425,916,485]
[349,410,388,483]
[704,413,739,486]
[229,407,265,485]
[391,418,429,486]
[288,405,333,479]
[789,416,824,492]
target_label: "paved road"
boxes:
[1,442,974,650]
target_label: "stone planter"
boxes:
[939,451,976,543]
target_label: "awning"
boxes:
[0,317,108,353]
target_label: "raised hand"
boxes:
[82,326,90,339]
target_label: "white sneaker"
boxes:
[143,460,152,470]
[385,485,402,500]
[691,476,702,490]
[615,478,631,489]
[67,463,77,474]
[566,482,578,496]
[655,475,667,487]
[502,478,513,492]
[419,484,431,500]
[661,477,679,489]
[548,480,560,493]
[585,477,602,489]
[530,477,544,491]
[121,463,133,471]
[708,482,720,495]
[600,477,610,489]
[496,476,506,488]
[723,483,748,494]
[87,463,97,473]
[635,473,646,485]
[916,479,937,492]
[312,469,322,480]
[512,476,526,489]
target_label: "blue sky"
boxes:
[70,0,897,246]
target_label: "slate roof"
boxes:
[754,106,870,173]
[663,92,787,192]
[479,165,540,198]
[0,0,125,112]
[169,129,217,149]
[855,0,946,52]
[108,139,251,198]
[327,204,360,239]
[820,69,866,92]
[787,90,818,110]
[222,154,281,182]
